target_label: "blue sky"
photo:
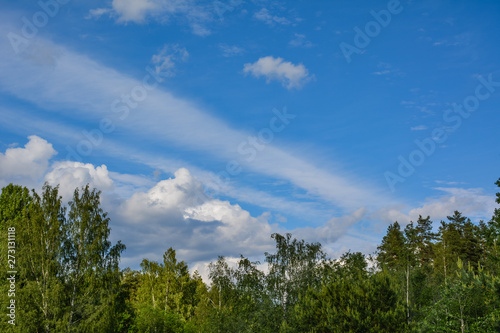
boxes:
[1,0,499,275]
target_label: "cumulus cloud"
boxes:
[44,161,114,200]
[121,168,206,220]
[88,0,218,35]
[109,0,158,23]
[243,56,313,89]
[0,135,381,273]
[0,135,56,187]
[0,135,404,274]
[184,199,273,243]
[114,168,275,265]
[113,167,372,276]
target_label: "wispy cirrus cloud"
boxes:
[0,23,392,215]
[0,109,334,223]
[151,44,189,77]
[254,8,290,26]
[410,125,428,131]
[219,44,244,57]
[289,33,314,48]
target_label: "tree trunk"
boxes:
[152,284,156,309]
[68,246,81,332]
[68,281,77,332]
[443,240,447,285]
[406,264,410,324]
[459,299,465,333]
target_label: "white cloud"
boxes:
[296,207,367,245]
[111,0,159,23]
[44,161,114,200]
[435,180,463,185]
[0,135,56,187]
[408,187,496,221]
[8,135,490,275]
[108,172,156,199]
[0,134,439,274]
[370,205,412,225]
[121,168,206,219]
[114,167,376,271]
[107,150,338,223]
[372,187,496,225]
[243,56,313,89]
[254,8,290,26]
[151,44,189,77]
[115,168,275,263]
[323,231,381,262]
[88,0,216,36]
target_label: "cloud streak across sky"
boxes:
[0,21,392,214]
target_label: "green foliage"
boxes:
[2,177,500,332]
[417,259,500,332]
[377,221,406,270]
[265,232,326,326]
[292,254,407,332]
[0,183,124,332]
[63,184,125,332]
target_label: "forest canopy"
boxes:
[1,179,500,332]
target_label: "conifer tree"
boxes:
[377,221,406,270]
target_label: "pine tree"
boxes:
[377,221,406,270]
[293,254,406,332]
[480,178,500,274]
[436,211,483,281]
[415,215,436,266]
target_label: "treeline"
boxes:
[1,180,500,332]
